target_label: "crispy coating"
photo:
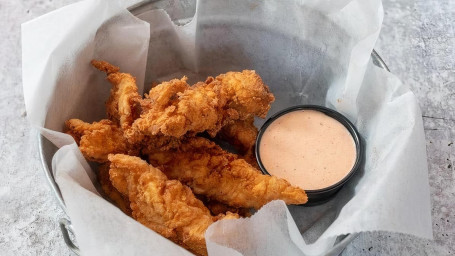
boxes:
[91,61,194,146]
[242,148,261,170]
[196,195,252,217]
[133,80,232,138]
[139,135,185,152]
[214,70,275,119]
[64,60,292,253]
[146,137,307,209]
[108,154,238,256]
[97,163,132,216]
[91,60,274,144]
[125,77,191,143]
[131,70,274,138]
[65,119,139,163]
[218,117,258,154]
[65,118,91,143]
[144,77,190,108]
[217,117,260,168]
[91,60,142,136]
[65,118,182,163]
[213,211,241,221]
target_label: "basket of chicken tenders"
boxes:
[22,0,432,255]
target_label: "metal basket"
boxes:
[38,1,390,255]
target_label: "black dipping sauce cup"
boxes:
[255,105,364,206]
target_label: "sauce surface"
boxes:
[259,110,356,190]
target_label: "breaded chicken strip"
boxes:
[241,148,261,170]
[132,70,275,138]
[144,77,190,109]
[97,163,132,216]
[146,137,307,209]
[217,118,260,168]
[108,154,238,256]
[91,60,142,137]
[125,77,191,143]
[65,119,138,162]
[65,118,183,163]
[218,117,258,154]
[91,60,275,142]
[195,194,251,217]
[133,79,234,138]
[214,70,275,119]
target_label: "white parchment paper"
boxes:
[22,0,433,255]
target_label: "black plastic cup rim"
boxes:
[255,105,364,205]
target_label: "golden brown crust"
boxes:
[97,163,132,216]
[65,119,139,163]
[195,194,252,217]
[108,154,237,256]
[133,79,227,138]
[91,60,120,74]
[90,61,274,149]
[65,61,285,254]
[218,117,258,154]
[91,60,142,136]
[129,69,274,139]
[65,119,92,145]
[242,148,261,171]
[146,137,307,209]
[216,70,275,119]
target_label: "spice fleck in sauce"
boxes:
[259,110,356,190]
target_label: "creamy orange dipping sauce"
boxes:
[259,110,356,190]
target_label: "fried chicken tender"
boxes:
[214,70,275,119]
[146,137,307,209]
[108,154,238,256]
[91,60,274,144]
[217,118,261,168]
[65,119,138,162]
[122,77,191,143]
[196,195,252,217]
[144,77,190,108]
[65,117,180,162]
[132,70,274,138]
[90,61,202,146]
[242,148,261,170]
[207,201,252,218]
[218,117,258,154]
[97,163,132,216]
[91,60,142,136]
[134,80,231,138]
[213,211,241,221]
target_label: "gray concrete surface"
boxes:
[1,0,453,255]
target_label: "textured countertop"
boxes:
[1,0,453,255]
